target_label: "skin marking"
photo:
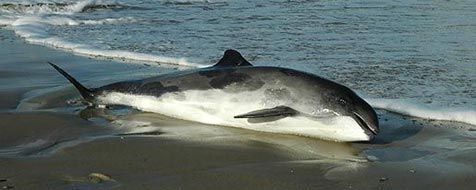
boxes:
[209,72,251,89]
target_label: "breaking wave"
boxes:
[0,1,146,15]
[0,0,199,67]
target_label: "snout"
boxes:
[353,112,379,136]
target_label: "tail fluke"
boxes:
[48,62,94,100]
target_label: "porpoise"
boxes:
[49,50,379,142]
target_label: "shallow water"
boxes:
[0,0,475,126]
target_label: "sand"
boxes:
[1,29,475,189]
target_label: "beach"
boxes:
[1,0,476,189]
[1,28,476,189]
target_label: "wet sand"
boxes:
[1,29,476,189]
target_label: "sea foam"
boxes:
[0,0,131,15]
[1,0,200,67]
[367,98,476,126]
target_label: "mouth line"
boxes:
[353,112,378,136]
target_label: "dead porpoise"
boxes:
[49,50,379,142]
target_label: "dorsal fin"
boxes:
[213,49,253,67]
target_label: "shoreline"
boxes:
[1,28,476,189]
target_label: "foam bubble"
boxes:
[367,98,476,126]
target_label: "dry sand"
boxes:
[1,29,475,189]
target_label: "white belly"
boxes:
[98,90,370,142]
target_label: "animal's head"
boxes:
[350,97,379,137]
[331,90,380,140]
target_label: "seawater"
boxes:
[0,0,475,125]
